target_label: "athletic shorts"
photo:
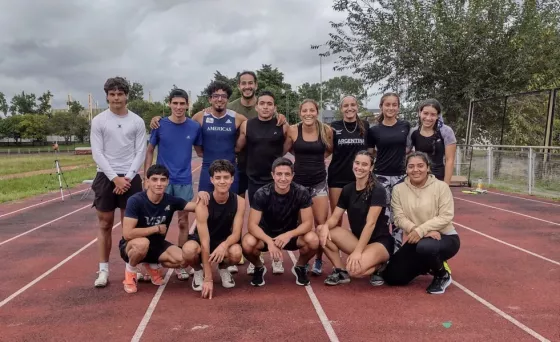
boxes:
[247,179,269,206]
[258,234,300,252]
[368,235,395,257]
[165,184,194,202]
[92,173,143,212]
[327,179,352,189]
[300,179,328,198]
[119,237,174,264]
[236,169,249,196]
[199,164,239,194]
[187,234,225,254]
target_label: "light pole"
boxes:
[311,44,330,122]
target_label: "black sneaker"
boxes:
[251,266,267,287]
[324,269,351,286]
[426,271,452,294]
[292,265,310,286]
[370,262,387,286]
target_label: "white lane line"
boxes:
[287,251,340,342]
[486,191,560,207]
[453,281,550,342]
[454,197,560,226]
[0,188,88,219]
[0,204,91,246]
[131,268,174,342]
[453,221,560,266]
[0,222,120,309]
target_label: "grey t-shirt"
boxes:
[407,124,456,180]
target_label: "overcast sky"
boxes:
[0,0,381,114]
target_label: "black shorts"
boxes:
[92,172,143,212]
[368,235,394,256]
[247,179,268,206]
[187,234,225,254]
[327,178,351,189]
[259,236,300,252]
[119,237,174,264]
[236,169,249,195]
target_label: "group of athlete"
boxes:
[89,72,461,299]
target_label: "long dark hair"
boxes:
[340,95,365,137]
[355,150,377,199]
[377,92,400,124]
[418,99,443,155]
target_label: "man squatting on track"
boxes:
[90,76,146,288]
[144,88,203,281]
[242,157,320,287]
[182,159,246,293]
[120,165,207,295]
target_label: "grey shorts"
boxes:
[304,179,328,198]
[165,184,194,202]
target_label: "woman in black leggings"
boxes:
[383,152,460,295]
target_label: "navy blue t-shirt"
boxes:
[124,191,188,240]
[149,117,202,185]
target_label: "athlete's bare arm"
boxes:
[194,203,213,290]
[122,217,166,241]
[235,113,247,129]
[283,125,297,155]
[143,144,155,180]
[235,120,248,153]
[224,196,246,247]
[324,125,334,158]
[247,209,274,246]
[192,111,204,125]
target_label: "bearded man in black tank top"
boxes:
[236,90,290,276]
[183,160,245,295]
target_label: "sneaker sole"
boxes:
[291,267,310,286]
[370,280,384,286]
[427,275,453,295]
[251,267,267,287]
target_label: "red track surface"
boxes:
[0,162,558,342]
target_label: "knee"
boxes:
[181,241,200,262]
[303,231,319,251]
[128,238,149,259]
[228,244,243,264]
[416,238,438,256]
[98,215,114,230]
[241,233,258,253]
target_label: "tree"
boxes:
[297,82,322,102]
[18,114,49,144]
[0,115,24,144]
[37,91,53,116]
[0,92,8,115]
[10,91,37,115]
[128,82,144,101]
[73,115,90,143]
[67,100,84,115]
[324,0,560,144]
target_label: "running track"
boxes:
[0,158,558,342]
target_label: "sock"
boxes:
[99,262,109,273]
[126,263,138,273]
[148,263,160,270]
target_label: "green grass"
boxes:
[0,143,91,152]
[0,154,95,176]
[0,166,97,203]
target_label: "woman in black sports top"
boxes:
[285,99,333,276]
[408,99,457,184]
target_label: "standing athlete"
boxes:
[120,164,198,294]
[90,76,147,288]
[144,88,203,281]
[183,160,245,292]
[241,157,319,287]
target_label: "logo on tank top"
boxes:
[334,129,343,135]
[206,117,214,123]
[226,119,232,124]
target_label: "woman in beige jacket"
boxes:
[383,152,460,294]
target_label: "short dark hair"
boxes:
[418,98,442,115]
[205,81,233,99]
[146,164,169,179]
[257,90,276,104]
[104,77,129,95]
[209,159,235,177]
[238,71,257,84]
[169,88,189,103]
[271,157,293,173]
[406,151,432,169]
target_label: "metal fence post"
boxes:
[486,147,493,184]
[528,147,534,195]
[455,146,461,176]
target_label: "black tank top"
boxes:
[205,191,238,243]
[328,119,369,187]
[245,117,285,183]
[293,124,326,187]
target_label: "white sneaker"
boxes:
[218,267,235,288]
[94,270,109,287]
[272,259,284,274]
[191,270,203,292]
[247,254,265,275]
[175,267,190,280]
[227,265,238,273]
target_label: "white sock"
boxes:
[99,262,109,273]
[126,263,138,273]
[148,263,160,269]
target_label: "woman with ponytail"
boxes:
[319,95,370,276]
[408,99,457,184]
[284,99,333,274]
[317,151,393,286]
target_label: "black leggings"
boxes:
[383,234,460,286]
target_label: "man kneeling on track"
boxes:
[241,157,319,287]
[318,150,393,286]
[120,164,196,294]
[183,160,245,296]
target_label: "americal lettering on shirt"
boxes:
[207,126,232,132]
